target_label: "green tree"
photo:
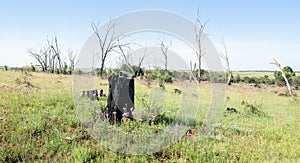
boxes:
[274,66,295,86]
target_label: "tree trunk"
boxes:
[198,53,201,80]
[106,73,134,124]
[227,71,232,85]
[100,59,105,77]
[271,58,293,96]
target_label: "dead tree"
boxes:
[51,37,62,73]
[189,61,198,83]
[91,20,123,77]
[28,39,52,72]
[117,41,135,74]
[67,49,77,71]
[136,46,147,76]
[271,58,293,96]
[118,42,147,77]
[28,47,49,72]
[195,8,208,80]
[160,39,172,72]
[219,37,232,85]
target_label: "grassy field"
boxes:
[0,70,300,162]
[233,71,300,79]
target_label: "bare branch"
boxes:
[91,20,125,76]
[50,37,62,72]
[138,46,147,68]
[189,61,198,83]
[117,40,135,74]
[194,6,208,80]
[28,39,53,72]
[220,36,232,85]
[67,49,77,71]
[159,39,172,71]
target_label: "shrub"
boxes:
[4,65,8,71]
[274,66,295,86]
[133,66,144,77]
[119,64,144,77]
[172,71,190,80]
[210,72,225,83]
[74,69,83,75]
[194,69,210,81]
[54,68,60,74]
[30,64,35,72]
[94,68,100,76]
[234,74,241,83]
[241,101,266,117]
[144,67,174,83]
[258,75,273,85]
[67,68,72,75]
[292,76,300,90]
[62,63,68,74]
[161,73,174,83]
[243,76,257,84]
[144,70,157,80]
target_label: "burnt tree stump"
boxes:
[107,73,134,123]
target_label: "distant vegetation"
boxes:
[2,64,300,91]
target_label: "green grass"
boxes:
[234,71,275,79]
[0,70,299,162]
[234,71,300,79]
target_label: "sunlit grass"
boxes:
[0,70,299,162]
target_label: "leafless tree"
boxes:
[91,20,124,77]
[160,39,172,72]
[133,45,147,77]
[28,46,49,72]
[137,46,147,73]
[50,37,62,73]
[67,49,77,71]
[28,38,53,72]
[195,7,208,80]
[117,41,135,74]
[271,58,293,96]
[219,37,232,85]
[189,61,198,83]
[29,36,63,73]
[117,42,147,77]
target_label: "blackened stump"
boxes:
[107,74,134,123]
[226,107,237,113]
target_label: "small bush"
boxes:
[94,68,100,76]
[160,73,174,83]
[4,65,8,71]
[54,68,60,74]
[30,64,36,72]
[67,68,72,75]
[196,69,210,81]
[74,69,83,75]
[144,68,174,83]
[292,76,300,90]
[234,74,241,83]
[243,76,257,84]
[61,63,68,74]
[241,101,266,117]
[274,66,295,86]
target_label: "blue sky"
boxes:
[0,0,299,70]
